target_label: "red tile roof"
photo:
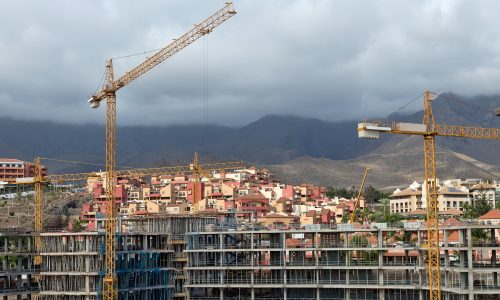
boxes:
[479,210,500,220]
[439,208,463,216]
[472,183,496,190]
[390,188,421,198]
[0,158,22,162]
[238,192,267,200]
[442,217,465,226]
[285,238,301,247]
[261,213,293,219]
[408,209,426,215]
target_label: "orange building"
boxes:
[0,158,47,182]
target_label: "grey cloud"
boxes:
[1,0,500,126]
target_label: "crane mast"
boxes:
[33,157,43,266]
[357,90,500,300]
[190,152,223,211]
[102,59,118,300]
[422,91,440,300]
[87,4,236,299]
[348,167,369,224]
[27,157,244,298]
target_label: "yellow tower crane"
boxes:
[357,90,500,300]
[86,4,236,299]
[33,157,43,266]
[348,167,369,224]
[30,157,243,262]
[189,152,242,212]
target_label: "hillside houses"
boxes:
[80,166,499,230]
[390,179,499,214]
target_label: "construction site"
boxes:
[2,218,500,300]
[0,1,500,300]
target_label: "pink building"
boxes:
[237,192,270,217]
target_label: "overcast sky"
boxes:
[1,0,500,126]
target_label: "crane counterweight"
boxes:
[88,97,100,108]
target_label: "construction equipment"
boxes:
[189,152,233,212]
[33,157,43,266]
[30,157,244,228]
[86,4,236,299]
[357,90,500,300]
[348,167,369,224]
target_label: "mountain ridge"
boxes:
[0,93,498,184]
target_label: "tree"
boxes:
[72,220,83,232]
[370,198,403,223]
[326,186,355,199]
[341,210,349,223]
[364,185,391,203]
[326,186,336,198]
[464,191,492,219]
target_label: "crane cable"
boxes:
[38,157,136,170]
[430,91,496,115]
[397,92,425,112]
[203,35,209,162]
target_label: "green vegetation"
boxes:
[72,220,83,232]
[327,185,390,203]
[363,185,391,203]
[353,198,404,224]
[326,186,355,199]
[463,191,492,220]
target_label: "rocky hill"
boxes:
[0,92,498,187]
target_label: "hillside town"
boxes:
[3,157,500,299]
[1,1,500,298]
[77,163,500,230]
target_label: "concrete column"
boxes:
[123,235,128,251]
[467,228,474,295]
[378,229,384,296]
[219,288,224,300]
[85,275,90,292]
[378,288,385,300]
[143,235,148,250]
[251,287,255,300]
[2,254,7,270]
[283,265,287,285]
[316,287,320,300]
[283,287,287,300]
[251,265,254,285]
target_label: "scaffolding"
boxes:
[185,224,500,300]
[3,219,500,300]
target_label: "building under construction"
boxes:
[184,223,500,300]
[1,218,500,300]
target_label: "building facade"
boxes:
[185,224,500,300]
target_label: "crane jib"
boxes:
[89,3,236,106]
